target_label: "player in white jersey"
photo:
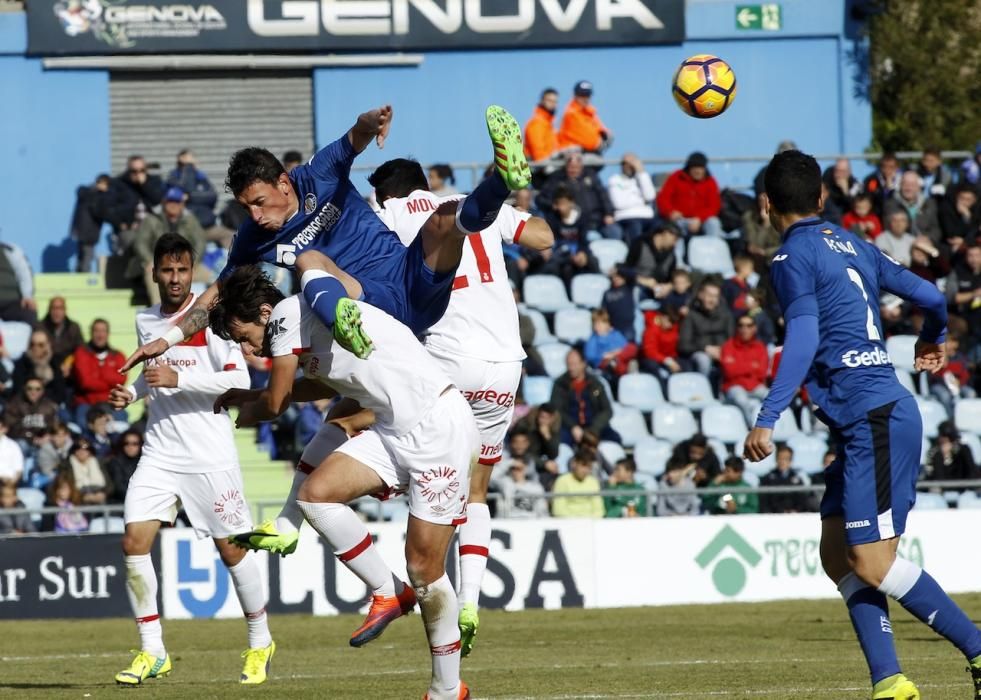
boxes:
[107,235,275,686]
[370,158,553,656]
[210,265,478,700]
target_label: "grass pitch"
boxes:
[2,596,980,699]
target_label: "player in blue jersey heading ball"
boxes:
[743,150,981,700]
[122,104,530,372]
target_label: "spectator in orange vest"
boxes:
[524,88,560,162]
[558,81,611,154]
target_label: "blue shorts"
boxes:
[820,395,921,546]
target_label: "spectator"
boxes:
[760,445,809,513]
[704,457,759,515]
[106,155,164,245]
[744,289,776,346]
[0,240,37,324]
[721,315,769,425]
[513,405,561,488]
[427,164,458,197]
[960,141,981,186]
[83,407,114,460]
[45,471,88,534]
[557,80,611,154]
[498,458,549,518]
[66,438,110,506]
[862,151,901,218]
[36,421,72,480]
[4,378,59,443]
[607,154,656,242]
[875,209,916,266]
[945,244,981,346]
[70,173,111,273]
[916,146,952,197]
[678,279,733,379]
[656,456,700,516]
[584,309,634,380]
[639,305,683,384]
[883,171,941,243]
[601,266,637,342]
[671,433,722,487]
[540,188,601,290]
[516,308,546,377]
[662,268,693,313]
[551,450,604,518]
[40,296,84,359]
[603,457,647,517]
[908,236,950,284]
[282,150,304,172]
[656,151,723,239]
[71,319,127,425]
[924,421,979,483]
[743,194,782,269]
[524,87,560,162]
[624,223,678,297]
[0,479,37,534]
[721,254,757,314]
[105,429,142,504]
[0,420,24,483]
[539,154,619,239]
[821,158,863,213]
[938,183,980,255]
[550,348,615,446]
[927,335,975,419]
[841,192,883,240]
[12,330,67,405]
[819,182,844,225]
[129,187,206,304]
[166,149,218,229]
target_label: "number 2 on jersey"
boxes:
[846,267,881,341]
[452,234,494,290]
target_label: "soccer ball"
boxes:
[672,54,737,119]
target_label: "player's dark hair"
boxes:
[209,265,285,340]
[225,147,286,197]
[153,232,196,269]
[368,159,429,202]
[763,150,822,216]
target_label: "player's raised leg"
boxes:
[294,253,374,359]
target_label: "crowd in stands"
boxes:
[2,81,981,531]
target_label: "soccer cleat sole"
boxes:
[485,106,531,191]
[334,299,374,360]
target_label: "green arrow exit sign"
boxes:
[736,4,782,30]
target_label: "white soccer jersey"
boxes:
[268,295,452,436]
[378,190,529,363]
[130,295,249,473]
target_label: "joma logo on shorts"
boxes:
[845,519,871,529]
[841,348,891,368]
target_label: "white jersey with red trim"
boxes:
[267,295,453,437]
[131,295,249,473]
[378,190,528,363]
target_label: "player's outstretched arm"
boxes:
[121,281,220,372]
[348,105,393,154]
[234,353,299,428]
[291,377,337,403]
[517,216,554,251]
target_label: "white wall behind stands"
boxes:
[161,510,971,620]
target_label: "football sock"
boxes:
[278,424,349,532]
[456,171,510,233]
[124,554,165,657]
[298,500,399,596]
[300,269,347,328]
[415,574,461,699]
[838,572,900,684]
[878,557,981,659]
[458,502,490,607]
[227,553,273,649]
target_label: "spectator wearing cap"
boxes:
[70,319,127,426]
[0,240,37,325]
[107,155,165,244]
[428,164,458,197]
[129,185,206,304]
[924,421,979,484]
[166,149,218,229]
[821,158,863,213]
[720,314,769,425]
[607,153,657,242]
[656,152,723,239]
[70,173,111,273]
[40,296,84,359]
[524,88,561,162]
[557,81,612,154]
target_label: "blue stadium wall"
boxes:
[0,0,870,272]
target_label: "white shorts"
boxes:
[427,349,521,467]
[124,462,253,540]
[335,390,479,526]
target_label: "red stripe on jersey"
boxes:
[177,329,207,347]
[513,219,527,244]
[136,614,160,624]
[222,363,238,371]
[459,544,489,558]
[337,533,373,562]
[478,454,503,466]
[452,276,469,291]
[431,641,462,656]
[292,347,310,356]
[468,233,494,283]
[297,460,316,475]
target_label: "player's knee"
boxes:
[121,531,151,556]
[848,550,894,588]
[404,550,442,589]
[216,540,245,567]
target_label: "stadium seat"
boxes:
[700,404,747,444]
[885,335,918,373]
[570,273,611,309]
[687,236,735,276]
[916,397,948,439]
[771,410,801,442]
[742,469,760,488]
[920,436,931,466]
[707,437,729,461]
[634,437,673,478]
[0,321,32,360]
[914,492,948,510]
[598,440,626,466]
[88,516,126,534]
[537,342,573,378]
[553,307,593,343]
[667,372,716,410]
[786,434,829,473]
[954,399,981,435]
[556,442,574,473]
[16,487,45,526]
[617,373,666,412]
[958,491,981,509]
[894,368,917,396]
[522,376,553,408]
[523,275,573,313]
[733,437,776,476]
[523,307,556,345]
[960,432,981,464]
[589,239,629,273]
[609,404,649,448]
[595,373,615,404]
[651,405,698,444]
